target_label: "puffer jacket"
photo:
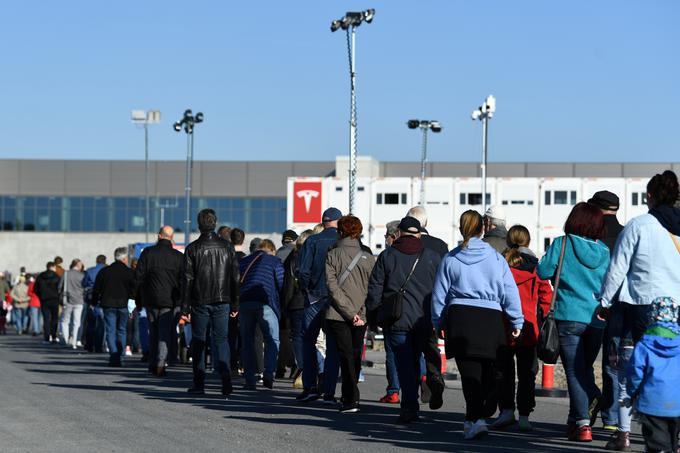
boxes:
[325,238,375,323]
[182,231,240,312]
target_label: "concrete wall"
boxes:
[0,232,282,276]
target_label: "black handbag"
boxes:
[378,252,421,328]
[537,236,567,364]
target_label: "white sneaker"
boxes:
[76,340,83,347]
[490,410,516,429]
[464,420,489,440]
[72,344,77,350]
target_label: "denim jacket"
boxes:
[296,227,338,304]
[600,214,680,307]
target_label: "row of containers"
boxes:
[287,176,650,255]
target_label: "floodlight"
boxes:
[430,121,442,133]
[173,121,182,132]
[195,112,204,123]
[407,119,420,129]
[364,9,375,23]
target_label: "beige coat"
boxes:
[325,237,375,323]
[11,282,30,309]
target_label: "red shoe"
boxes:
[574,425,592,442]
[379,393,400,404]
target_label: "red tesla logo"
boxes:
[293,182,322,223]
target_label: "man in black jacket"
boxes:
[92,247,136,367]
[182,209,240,396]
[34,261,61,344]
[406,206,449,258]
[136,226,183,376]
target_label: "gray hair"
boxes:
[114,247,128,262]
[489,217,506,228]
[385,220,400,236]
[406,206,428,228]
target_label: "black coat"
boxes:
[282,249,305,312]
[92,261,136,308]
[34,270,61,305]
[182,232,240,312]
[135,239,183,308]
[367,236,442,332]
[602,214,624,256]
[422,234,449,258]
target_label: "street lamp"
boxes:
[471,95,496,214]
[173,109,204,246]
[407,119,442,205]
[330,8,375,215]
[131,109,161,243]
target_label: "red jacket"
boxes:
[506,263,553,347]
[27,282,41,308]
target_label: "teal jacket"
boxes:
[537,235,610,327]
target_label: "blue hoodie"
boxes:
[627,322,680,417]
[537,235,609,327]
[431,237,524,330]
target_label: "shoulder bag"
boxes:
[338,251,365,287]
[537,236,567,364]
[377,251,422,328]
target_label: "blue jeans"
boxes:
[239,301,280,385]
[29,307,41,334]
[289,309,305,370]
[302,300,339,396]
[383,330,401,395]
[557,321,603,425]
[104,307,129,363]
[387,329,423,413]
[13,307,28,333]
[138,310,149,354]
[602,304,625,426]
[87,305,106,352]
[191,303,230,388]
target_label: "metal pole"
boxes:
[348,26,358,215]
[184,131,193,246]
[481,115,488,214]
[160,207,165,229]
[419,126,428,206]
[144,122,149,243]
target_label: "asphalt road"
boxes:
[0,333,644,453]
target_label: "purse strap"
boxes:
[338,251,364,287]
[240,254,263,284]
[670,233,680,255]
[399,251,423,293]
[549,236,568,314]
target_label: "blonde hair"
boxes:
[459,210,483,248]
[503,225,531,268]
[258,239,277,254]
[312,223,324,234]
[295,229,314,251]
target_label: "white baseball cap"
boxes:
[484,205,506,222]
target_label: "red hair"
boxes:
[337,215,363,239]
[564,202,605,240]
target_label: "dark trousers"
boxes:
[640,414,680,452]
[41,303,59,341]
[497,345,538,416]
[254,324,264,374]
[191,303,230,388]
[228,314,240,370]
[85,305,105,352]
[326,320,366,405]
[456,357,495,422]
[277,328,293,375]
[147,307,173,368]
[622,303,653,344]
[167,307,180,365]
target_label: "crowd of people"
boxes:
[2,170,680,452]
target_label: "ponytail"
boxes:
[459,210,483,248]
[503,225,531,268]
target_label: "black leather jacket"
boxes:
[182,231,240,312]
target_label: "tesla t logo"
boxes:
[293,182,322,223]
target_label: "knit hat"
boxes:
[282,229,298,243]
[649,297,680,324]
[588,190,620,211]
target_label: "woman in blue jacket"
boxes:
[432,210,523,440]
[537,202,610,443]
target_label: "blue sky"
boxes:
[1,1,678,163]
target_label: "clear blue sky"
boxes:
[1,1,678,163]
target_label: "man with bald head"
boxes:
[135,226,184,376]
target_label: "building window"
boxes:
[376,194,383,204]
[554,191,568,205]
[401,193,407,204]
[570,191,577,205]
[460,193,466,204]
[384,193,400,205]
[544,238,551,250]
[632,192,638,206]
[545,191,551,206]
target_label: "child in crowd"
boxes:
[627,297,680,453]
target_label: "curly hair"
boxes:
[337,215,363,240]
[647,170,679,207]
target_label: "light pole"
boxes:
[471,95,496,214]
[173,109,204,246]
[330,8,375,215]
[131,109,161,243]
[407,119,442,206]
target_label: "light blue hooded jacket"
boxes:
[431,237,524,330]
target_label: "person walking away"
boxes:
[182,209,240,396]
[277,230,298,263]
[325,216,375,413]
[135,226,183,377]
[375,220,402,404]
[231,228,247,261]
[368,217,443,422]
[491,225,553,431]
[537,202,610,442]
[34,262,61,344]
[218,225,232,242]
[238,239,284,390]
[295,207,342,403]
[482,206,508,254]
[282,229,314,388]
[83,255,107,352]
[27,275,41,336]
[11,275,30,335]
[54,256,65,278]
[627,297,680,453]
[432,210,524,440]
[58,259,85,349]
[228,227,247,373]
[406,206,448,257]
[92,248,136,367]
